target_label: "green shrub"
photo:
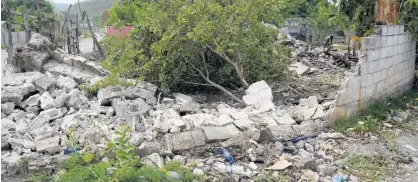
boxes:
[103,0,296,95]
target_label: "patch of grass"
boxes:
[378,130,398,151]
[315,74,345,86]
[332,90,418,133]
[28,174,52,182]
[344,155,388,182]
[165,161,203,181]
[1,45,6,50]
[254,171,289,182]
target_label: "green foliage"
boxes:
[28,174,52,182]
[103,0,293,94]
[339,0,376,36]
[80,76,134,94]
[54,126,200,182]
[400,0,418,40]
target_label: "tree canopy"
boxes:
[103,0,299,105]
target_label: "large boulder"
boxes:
[12,33,55,71]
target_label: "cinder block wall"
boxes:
[329,25,416,121]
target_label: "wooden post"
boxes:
[23,5,30,43]
[83,11,105,58]
[76,14,80,54]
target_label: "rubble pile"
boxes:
[2,34,362,181]
[273,40,357,105]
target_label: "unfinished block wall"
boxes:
[330,25,416,121]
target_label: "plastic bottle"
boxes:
[220,147,233,164]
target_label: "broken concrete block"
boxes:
[242,81,275,112]
[63,54,87,69]
[1,118,16,130]
[54,93,70,108]
[35,136,60,154]
[289,62,309,75]
[276,113,297,125]
[162,98,174,105]
[34,76,56,93]
[66,89,89,109]
[202,124,241,142]
[216,114,234,126]
[123,87,156,105]
[170,132,195,151]
[312,108,326,120]
[52,50,64,62]
[57,76,77,92]
[136,142,161,157]
[1,102,15,115]
[23,94,41,107]
[230,112,249,120]
[97,86,124,105]
[179,102,201,113]
[190,130,206,147]
[175,93,194,104]
[2,83,35,105]
[142,153,164,168]
[233,118,253,130]
[40,92,56,110]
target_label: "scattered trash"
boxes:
[64,147,80,155]
[265,160,292,170]
[332,175,345,182]
[290,134,318,143]
[221,147,233,164]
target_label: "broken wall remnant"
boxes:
[329,25,416,121]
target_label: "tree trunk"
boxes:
[23,5,30,43]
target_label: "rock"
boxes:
[179,102,201,113]
[242,81,274,111]
[193,168,205,175]
[1,118,16,130]
[221,133,250,147]
[66,89,89,109]
[317,132,344,140]
[190,130,206,146]
[130,133,144,147]
[62,54,87,69]
[39,108,65,121]
[16,119,29,134]
[265,160,292,170]
[35,136,60,153]
[275,141,285,154]
[97,86,124,105]
[136,142,161,157]
[216,114,234,126]
[305,143,314,153]
[312,108,326,120]
[27,116,48,131]
[54,93,70,108]
[142,153,164,168]
[1,102,15,115]
[276,113,297,125]
[248,162,258,170]
[172,155,186,165]
[52,50,64,62]
[123,86,157,105]
[34,76,56,93]
[22,94,41,108]
[12,34,54,72]
[258,128,273,142]
[202,124,241,142]
[2,152,24,175]
[168,132,195,151]
[167,171,181,180]
[289,62,309,75]
[1,136,11,150]
[61,113,82,133]
[2,83,36,105]
[50,89,65,98]
[162,98,174,105]
[230,112,249,120]
[8,110,26,121]
[395,111,409,120]
[233,118,253,130]
[269,125,299,140]
[300,170,320,182]
[112,98,150,124]
[175,93,194,104]
[40,92,56,110]
[57,76,77,91]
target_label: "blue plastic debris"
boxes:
[332,175,345,182]
[290,134,318,143]
[220,147,233,164]
[64,147,80,155]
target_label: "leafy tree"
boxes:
[103,0,296,105]
[400,0,418,40]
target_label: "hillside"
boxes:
[52,2,71,12]
[69,0,116,17]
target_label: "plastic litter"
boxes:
[332,175,345,182]
[220,147,233,164]
[64,147,80,155]
[290,134,318,143]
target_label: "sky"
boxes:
[48,0,86,4]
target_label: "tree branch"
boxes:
[205,44,249,88]
[201,51,209,78]
[181,79,213,87]
[183,56,247,106]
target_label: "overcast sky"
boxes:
[48,0,86,4]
